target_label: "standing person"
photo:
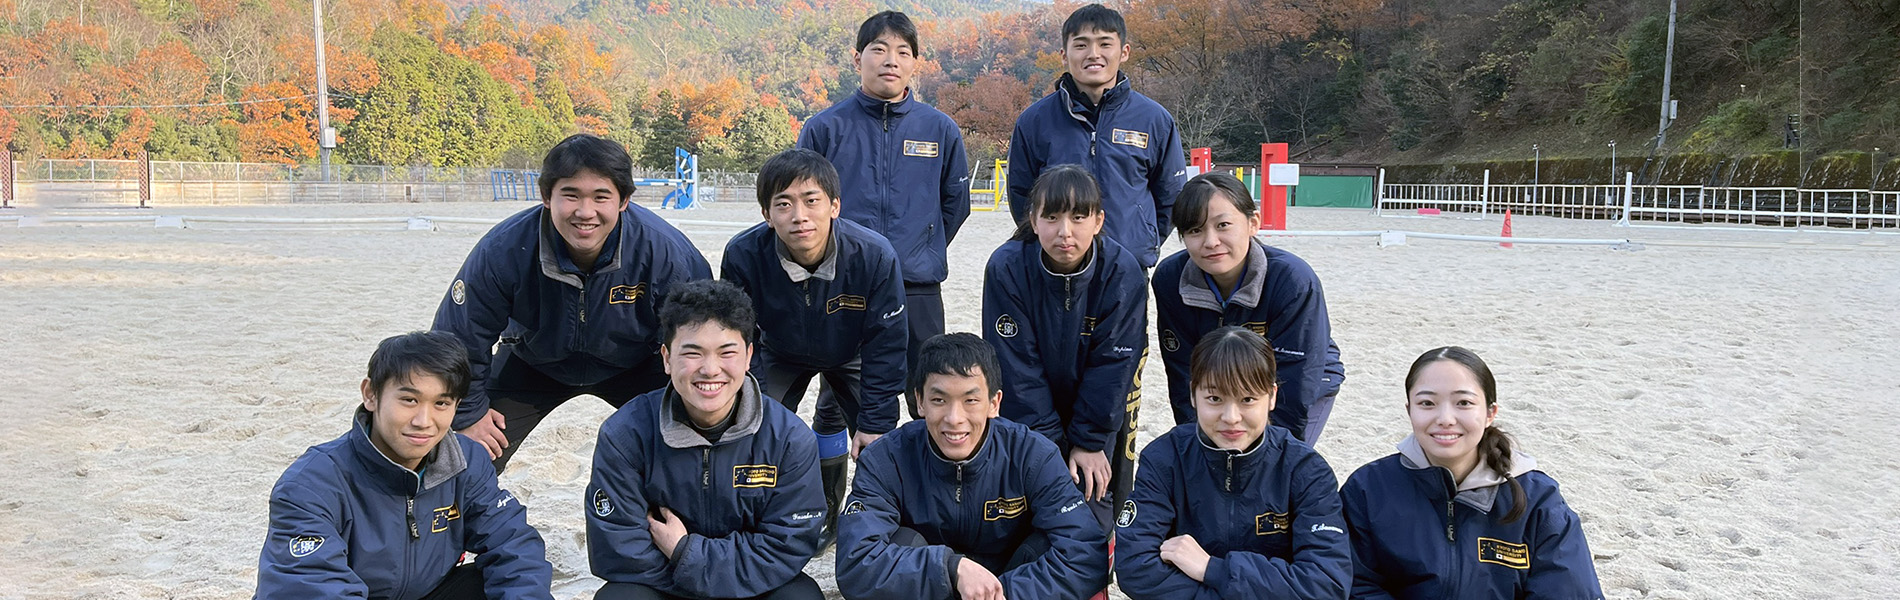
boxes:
[1114,327,1351,600]
[982,165,1148,542]
[256,331,553,600]
[720,148,908,548]
[797,10,971,403]
[434,133,712,472]
[1153,172,1344,443]
[586,279,827,600]
[834,333,1109,600]
[1339,347,1603,599]
[1006,3,1187,269]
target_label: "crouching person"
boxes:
[256,331,553,599]
[587,279,827,600]
[836,333,1110,600]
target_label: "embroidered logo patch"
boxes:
[1160,329,1180,352]
[289,535,324,557]
[903,140,940,158]
[592,489,614,517]
[826,294,867,314]
[1478,537,1531,570]
[840,500,865,516]
[1255,511,1290,535]
[995,314,1019,338]
[450,280,466,305]
[1311,523,1344,534]
[1081,316,1099,336]
[1111,129,1150,149]
[609,283,647,305]
[1242,321,1269,338]
[1117,500,1137,528]
[734,464,779,488]
[983,496,1028,521]
[430,504,462,533]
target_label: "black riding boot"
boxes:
[819,454,849,550]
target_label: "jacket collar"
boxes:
[852,88,914,118]
[1396,434,1537,512]
[1056,72,1131,119]
[537,206,624,289]
[926,420,996,473]
[1178,240,1268,312]
[1196,426,1273,493]
[348,408,466,495]
[659,376,767,449]
[774,226,840,282]
[1037,240,1099,282]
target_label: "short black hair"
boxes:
[1062,3,1126,44]
[1012,164,1103,241]
[1173,172,1258,235]
[856,10,920,56]
[539,133,637,202]
[367,331,471,401]
[908,333,1003,398]
[756,148,842,211]
[659,279,756,346]
[1189,326,1277,397]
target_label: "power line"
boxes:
[0,94,318,110]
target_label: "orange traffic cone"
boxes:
[1499,210,1515,248]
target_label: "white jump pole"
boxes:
[1619,171,1635,226]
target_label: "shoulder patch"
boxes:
[450,280,466,305]
[609,283,648,305]
[903,140,941,158]
[592,488,614,517]
[983,496,1029,521]
[288,535,324,558]
[995,314,1019,338]
[1478,537,1531,570]
[734,465,779,488]
[1255,511,1290,535]
[1160,329,1180,352]
[1116,500,1137,528]
[826,294,867,314]
[840,500,865,516]
[1111,129,1150,149]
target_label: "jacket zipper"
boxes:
[1445,500,1456,542]
[701,448,712,489]
[954,463,964,503]
[577,280,587,324]
[1089,131,1097,157]
[1224,453,1234,492]
[882,103,890,132]
[1063,277,1073,311]
[802,280,811,307]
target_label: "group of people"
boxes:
[254,4,1605,600]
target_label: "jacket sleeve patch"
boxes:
[609,283,648,305]
[450,280,467,305]
[825,294,867,314]
[1478,537,1531,570]
[288,535,325,557]
[995,314,1019,338]
[592,488,615,517]
[734,465,779,488]
[1160,329,1179,352]
[1111,129,1150,149]
[1116,500,1137,528]
[903,140,940,158]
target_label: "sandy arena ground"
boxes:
[1,199,1896,599]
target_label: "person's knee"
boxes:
[762,573,824,600]
[594,582,668,600]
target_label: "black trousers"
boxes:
[483,346,668,472]
[901,282,946,418]
[757,353,864,437]
[416,562,484,600]
[594,573,823,600]
[889,526,1051,581]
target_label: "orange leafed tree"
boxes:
[237,81,318,164]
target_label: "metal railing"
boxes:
[1377,168,1900,229]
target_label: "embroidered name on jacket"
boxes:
[826,294,867,314]
[1255,511,1290,535]
[430,504,462,532]
[1111,129,1150,149]
[1478,537,1530,569]
[984,496,1028,521]
[609,283,648,304]
[734,465,779,488]
[903,140,940,158]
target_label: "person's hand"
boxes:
[851,432,883,459]
[1067,448,1111,501]
[457,409,507,459]
[647,507,688,560]
[956,557,1007,600]
[1159,534,1212,582]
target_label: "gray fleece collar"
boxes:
[351,408,467,492]
[659,376,766,449]
[774,229,839,282]
[537,208,622,289]
[1397,434,1537,512]
[1178,240,1267,312]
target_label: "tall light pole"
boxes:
[1532,143,1541,206]
[1654,0,1678,151]
[1608,141,1617,184]
[312,0,333,180]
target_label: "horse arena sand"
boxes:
[1,199,1895,599]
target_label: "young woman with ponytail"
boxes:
[1338,347,1604,599]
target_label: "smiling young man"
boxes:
[257,331,552,600]
[1006,3,1188,269]
[834,333,1109,600]
[720,148,907,548]
[586,279,827,600]
[796,11,970,402]
[433,134,712,472]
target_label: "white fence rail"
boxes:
[1378,168,1900,229]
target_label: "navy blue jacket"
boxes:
[835,418,1110,600]
[433,204,712,430]
[981,237,1149,453]
[798,89,971,285]
[719,218,908,433]
[586,379,826,598]
[1153,241,1343,437]
[257,411,552,599]
[1008,74,1188,268]
[1340,442,1604,600]
[1116,424,1351,600]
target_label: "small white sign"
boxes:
[1268,163,1301,186]
[1185,165,1203,177]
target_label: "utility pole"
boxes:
[313,0,334,180]
[1609,141,1617,184]
[1654,0,1678,151]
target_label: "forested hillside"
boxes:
[2,0,1895,183]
